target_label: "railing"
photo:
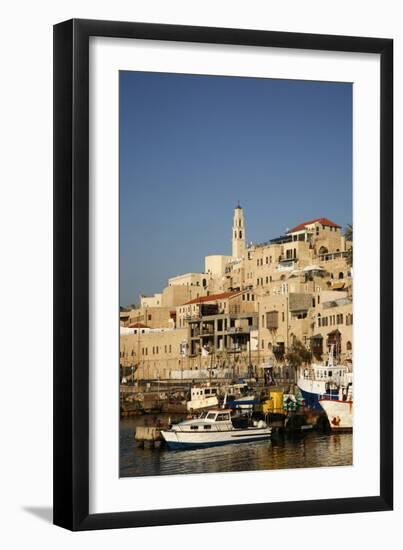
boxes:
[185,315,201,322]
[200,327,214,335]
[227,326,255,334]
[318,251,349,262]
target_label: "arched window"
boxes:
[339,272,344,279]
[346,341,352,351]
[319,246,328,255]
[317,313,321,327]
[240,231,242,238]
[202,278,207,287]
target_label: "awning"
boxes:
[303,265,325,272]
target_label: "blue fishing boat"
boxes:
[297,345,350,410]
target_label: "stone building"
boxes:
[121,205,352,380]
[120,327,188,380]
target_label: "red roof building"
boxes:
[287,217,340,234]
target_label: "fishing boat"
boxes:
[319,374,353,431]
[160,409,272,449]
[186,385,219,412]
[297,345,350,410]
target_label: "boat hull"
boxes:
[319,399,353,431]
[186,396,219,411]
[298,379,339,410]
[161,427,272,450]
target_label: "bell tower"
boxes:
[232,203,246,258]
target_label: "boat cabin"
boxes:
[198,410,231,422]
[190,386,219,400]
[301,364,348,384]
[173,409,233,432]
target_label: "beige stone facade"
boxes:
[125,306,174,329]
[120,327,188,380]
[140,293,162,308]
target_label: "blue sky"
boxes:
[120,71,352,306]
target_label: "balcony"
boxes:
[227,325,256,334]
[200,327,214,335]
[276,259,297,271]
[318,251,349,262]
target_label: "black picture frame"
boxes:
[53,18,393,531]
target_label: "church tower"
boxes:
[232,203,246,258]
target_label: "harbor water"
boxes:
[120,415,353,478]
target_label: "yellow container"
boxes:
[262,391,284,414]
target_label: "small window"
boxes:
[206,413,216,420]
[190,425,199,430]
[204,425,212,430]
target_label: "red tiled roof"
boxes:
[184,291,239,305]
[128,322,149,328]
[287,217,340,234]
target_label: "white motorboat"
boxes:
[161,409,272,449]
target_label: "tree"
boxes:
[344,224,353,267]
[285,340,312,369]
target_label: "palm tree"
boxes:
[344,224,353,266]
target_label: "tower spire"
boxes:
[232,204,246,258]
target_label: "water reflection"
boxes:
[120,416,352,478]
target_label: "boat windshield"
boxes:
[198,411,208,419]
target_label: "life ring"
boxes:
[331,416,341,426]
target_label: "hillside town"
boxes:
[120,205,353,386]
